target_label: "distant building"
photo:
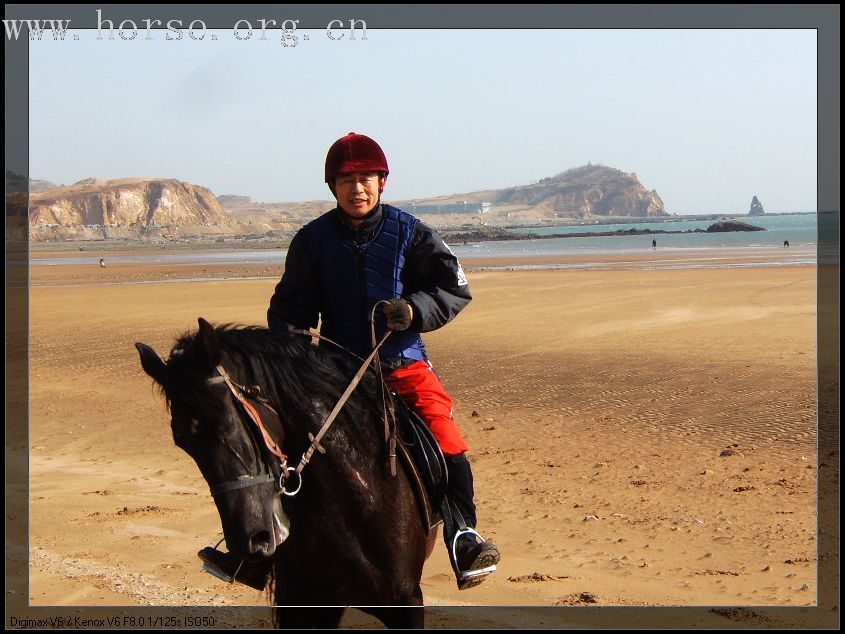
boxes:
[411,202,492,215]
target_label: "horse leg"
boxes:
[273,606,345,629]
[364,606,424,629]
[363,585,425,629]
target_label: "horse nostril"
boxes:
[249,530,274,558]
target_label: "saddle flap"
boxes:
[391,393,448,529]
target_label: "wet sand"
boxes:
[21,251,827,627]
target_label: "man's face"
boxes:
[335,171,386,222]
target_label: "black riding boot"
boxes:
[442,453,500,590]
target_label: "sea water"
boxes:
[504,213,816,251]
[30,213,818,270]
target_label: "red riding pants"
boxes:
[384,361,470,456]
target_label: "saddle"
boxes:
[390,395,499,588]
[390,393,448,533]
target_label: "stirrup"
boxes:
[450,528,499,590]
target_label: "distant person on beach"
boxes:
[652,239,657,249]
[263,133,499,588]
[784,240,790,247]
[99,258,105,268]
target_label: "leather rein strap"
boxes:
[293,330,391,479]
[369,303,398,478]
[291,301,397,479]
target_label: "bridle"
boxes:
[206,365,301,498]
[204,305,395,502]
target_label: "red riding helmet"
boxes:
[324,133,389,183]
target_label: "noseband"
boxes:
[206,365,301,498]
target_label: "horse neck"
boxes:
[221,337,389,487]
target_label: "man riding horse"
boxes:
[260,132,501,588]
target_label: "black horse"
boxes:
[136,318,435,628]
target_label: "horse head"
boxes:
[136,317,285,562]
[137,318,432,623]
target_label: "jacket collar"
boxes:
[333,203,384,241]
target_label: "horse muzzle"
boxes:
[246,529,276,561]
[244,499,290,561]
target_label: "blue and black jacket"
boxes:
[267,204,471,367]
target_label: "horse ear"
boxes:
[197,317,223,368]
[136,342,167,385]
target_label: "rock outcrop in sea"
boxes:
[706,220,766,232]
[748,195,765,216]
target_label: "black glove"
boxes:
[381,299,413,331]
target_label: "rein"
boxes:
[292,330,391,480]
[208,308,395,499]
[291,301,398,478]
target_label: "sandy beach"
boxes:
[19,250,831,627]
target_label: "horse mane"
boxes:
[161,324,383,438]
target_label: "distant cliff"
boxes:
[493,165,666,218]
[395,164,667,220]
[31,178,230,227]
[30,178,234,240]
[30,178,59,193]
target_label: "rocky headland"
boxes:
[489,164,666,218]
[27,165,668,243]
[30,178,237,241]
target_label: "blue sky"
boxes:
[29,28,817,214]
